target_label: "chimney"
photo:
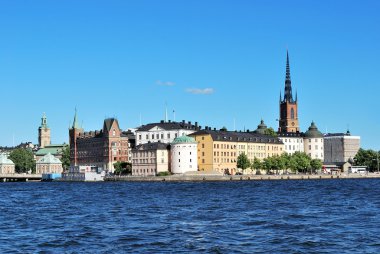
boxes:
[195,122,198,127]
[182,120,185,124]
[188,121,191,125]
[168,120,171,123]
[160,120,164,123]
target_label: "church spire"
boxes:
[284,50,294,103]
[72,108,80,129]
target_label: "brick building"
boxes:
[69,110,131,172]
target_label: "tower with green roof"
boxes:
[38,113,51,148]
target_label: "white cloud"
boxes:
[156,80,176,86]
[186,88,214,95]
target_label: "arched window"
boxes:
[291,108,295,119]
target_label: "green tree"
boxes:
[237,153,251,173]
[61,145,70,170]
[113,161,132,175]
[281,153,292,173]
[291,152,311,173]
[310,159,323,173]
[264,127,278,137]
[263,156,274,174]
[251,157,262,172]
[9,148,36,173]
[354,148,379,172]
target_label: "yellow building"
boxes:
[189,129,284,174]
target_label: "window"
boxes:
[161,134,164,139]
[309,145,311,150]
[202,137,205,140]
[190,159,192,162]
[291,108,295,119]
[202,152,205,156]
[139,135,142,140]
[156,134,159,139]
[113,129,116,136]
[179,152,181,155]
[146,134,149,139]
[152,134,155,139]
[167,133,170,139]
[202,144,205,148]
[175,133,178,138]
[315,145,318,149]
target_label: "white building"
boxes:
[324,131,360,165]
[0,153,15,174]
[132,142,170,176]
[136,120,200,146]
[36,153,63,174]
[304,122,324,160]
[171,136,198,174]
[278,133,304,155]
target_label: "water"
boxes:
[1,180,380,253]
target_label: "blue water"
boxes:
[1,180,380,253]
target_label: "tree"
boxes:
[354,148,379,172]
[61,145,70,170]
[264,127,278,137]
[113,161,132,175]
[263,156,274,174]
[9,148,36,173]
[310,159,323,173]
[251,157,262,172]
[291,152,311,173]
[237,153,250,173]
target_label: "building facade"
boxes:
[131,142,170,176]
[0,154,15,174]
[324,131,360,165]
[171,136,198,174]
[69,111,131,172]
[190,128,284,174]
[38,113,51,148]
[304,122,324,160]
[277,133,304,155]
[36,153,63,174]
[136,120,200,146]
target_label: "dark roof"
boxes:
[189,130,283,144]
[103,118,119,132]
[137,121,200,132]
[133,142,170,151]
[278,132,304,138]
[304,122,323,138]
[253,120,268,135]
[324,131,351,137]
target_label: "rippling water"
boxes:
[1,179,380,253]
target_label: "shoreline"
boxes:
[104,173,380,182]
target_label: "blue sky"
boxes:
[0,0,379,150]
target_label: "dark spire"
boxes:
[279,90,282,103]
[284,50,294,103]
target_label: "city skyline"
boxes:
[0,1,379,150]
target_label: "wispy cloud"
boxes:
[156,80,176,86]
[186,88,215,95]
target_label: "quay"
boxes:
[105,173,380,182]
[0,173,42,182]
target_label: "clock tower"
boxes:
[278,51,300,133]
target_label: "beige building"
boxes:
[324,131,360,165]
[132,142,170,176]
[36,153,63,174]
[190,128,284,174]
[0,154,15,174]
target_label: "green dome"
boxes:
[304,121,323,138]
[254,119,268,134]
[172,135,196,144]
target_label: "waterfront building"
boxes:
[189,128,284,174]
[35,144,68,161]
[35,153,63,174]
[324,131,360,166]
[278,132,304,155]
[0,153,15,174]
[278,51,300,133]
[69,110,131,172]
[304,122,324,160]
[61,165,105,181]
[131,142,170,176]
[171,136,198,174]
[38,113,51,148]
[254,119,304,155]
[135,120,200,146]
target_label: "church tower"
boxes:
[278,51,300,133]
[69,109,83,166]
[38,113,51,148]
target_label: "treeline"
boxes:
[237,152,323,174]
[354,148,380,172]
